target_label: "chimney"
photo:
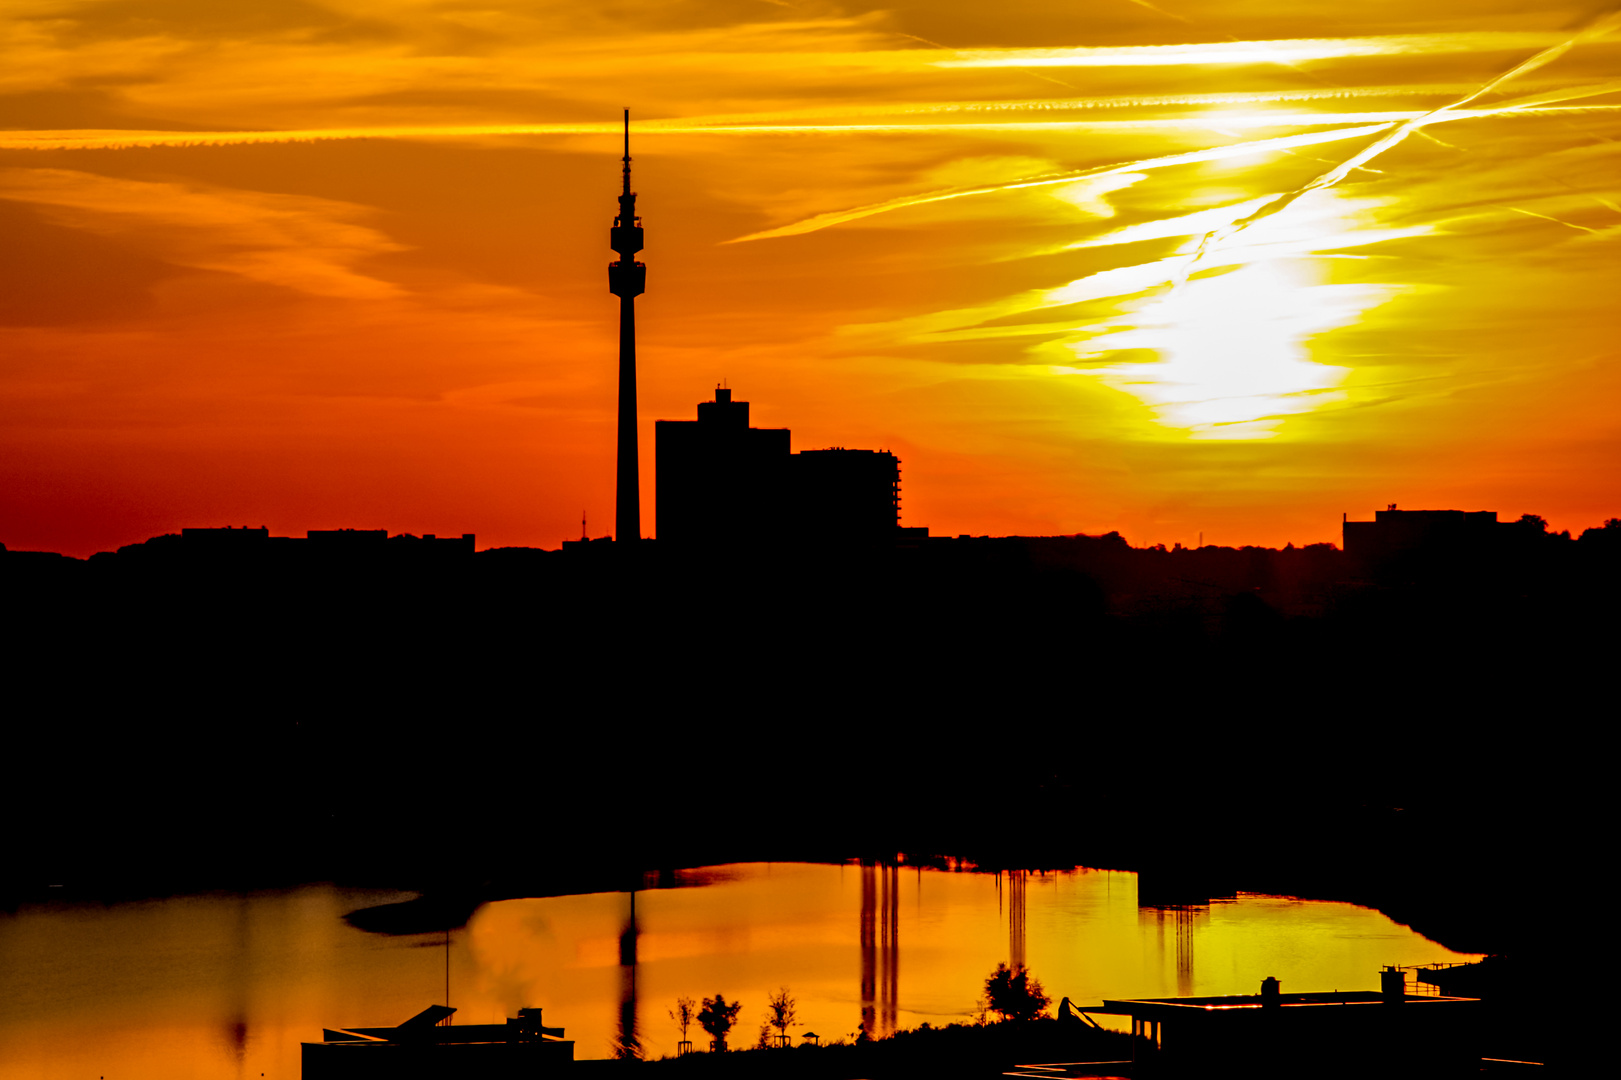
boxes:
[1260,977,1280,1006]
[1380,966,1406,1004]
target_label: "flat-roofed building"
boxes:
[790,448,899,546]
[1083,971,1480,1078]
[655,387,790,545]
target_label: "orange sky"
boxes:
[3,1,1620,556]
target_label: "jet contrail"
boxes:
[936,32,1569,69]
[1186,8,1621,266]
[724,89,1621,244]
[10,95,1616,153]
[725,124,1395,243]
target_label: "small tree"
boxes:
[698,993,742,1051]
[669,996,696,1053]
[765,987,797,1047]
[983,963,1051,1022]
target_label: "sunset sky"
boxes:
[4,0,1620,555]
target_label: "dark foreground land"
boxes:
[4,529,1594,1068]
[584,1020,1132,1080]
[6,529,1597,893]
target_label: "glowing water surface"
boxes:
[0,864,1480,1078]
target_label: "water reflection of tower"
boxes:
[617,889,640,1058]
[858,862,899,1037]
[221,894,251,1080]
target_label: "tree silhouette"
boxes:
[766,986,797,1046]
[699,993,742,1051]
[669,996,696,1050]
[983,963,1050,1022]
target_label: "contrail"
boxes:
[896,32,1082,91]
[7,99,1617,153]
[725,124,1395,243]
[1184,8,1621,269]
[936,32,1569,69]
[11,97,1617,153]
[1499,205,1603,234]
[0,123,615,151]
[724,89,1621,244]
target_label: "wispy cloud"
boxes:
[0,169,406,299]
[935,32,1574,69]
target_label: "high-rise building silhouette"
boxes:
[655,386,909,546]
[655,387,789,544]
[608,109,646,541]
[792,448,900,544]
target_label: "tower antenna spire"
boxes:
[622,107,631,195]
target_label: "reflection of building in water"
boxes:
[1141,904,1204,998]
[616,890,639,1059]
[1007,870,1027,972]
[1174,907,1195,997]
[881,863,897,1035]
[858,862,900,1037]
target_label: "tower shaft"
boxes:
[616,291,639,541]
[608,108,646,541]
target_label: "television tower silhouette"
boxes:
[608,109,646,541]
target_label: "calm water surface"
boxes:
[0,864,1480,1078]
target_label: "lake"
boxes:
[0,862,1480,1078]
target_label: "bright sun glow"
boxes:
[1058,190,1411,439]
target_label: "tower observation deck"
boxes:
[608,109,646,541]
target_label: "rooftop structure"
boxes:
[303,1004,572,1079]
[1083,972,1480,1078]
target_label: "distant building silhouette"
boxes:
[1342,509,1528,580]
[608,110,646,542]
[108,527,475,568]
[654,386,917,547]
